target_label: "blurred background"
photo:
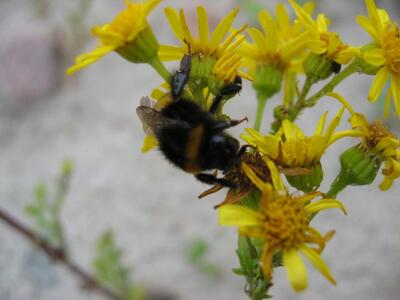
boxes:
[1,0,399,299]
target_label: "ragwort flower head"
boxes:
[240,2,312,98]
[159,6,249,93]
[342,112,400,190]
[289,0,359,65]
[356,0,400,115]
[241,107,348,191]
[67,0,162,75]
[219,160,345,292]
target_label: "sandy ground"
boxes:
[1,1,400,300]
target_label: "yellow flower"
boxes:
[241,107,346,169]
[328,92,400,190]
[343,116,399,190]
[159,6,249,87]
[67,0,161,75]
[239,3,311,90]
[289,0,359,65]
[219,161,345,292]
[356,0,400,115]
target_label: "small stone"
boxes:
[0,23,62,104]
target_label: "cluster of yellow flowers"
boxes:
[67,0,399,297]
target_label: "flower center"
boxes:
[280,138,309,167]
[260,195,309,249]
[382,24,400,74]
[320,32,348,59]
[367,121,395,148]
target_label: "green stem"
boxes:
[148,56,171,82]
[304,61,358,108]
[297,76,313,109]
[254,95,268,131]
[326,172,350,198]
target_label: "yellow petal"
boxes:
[350,114,370,137]
[242,163,268,191]
[365,0,383,35]
[66,46,114,75]
[390,75,400,116]
[158,44,185,61]
[316,13,329,33]
[164,7,184,40]
[258,10,278,52]
[335,47,360,64]
[247,27,267,52]
[356,15,378,42]
[210,8,239,47]
[282,120,304,141]
[261,244,275,280]
[144,0,162,14]
[197,6,209,45]
[326,92,356,115]
[289,0,316,34]
[314,111,328,136]
[384,87,392,118]
[179,9,194,46]
[326,33,340,57]
[307,40,328,54]
[305,199,347,215]
[281,31,308,60]
[283,248,308,292]
[276,4,290,34]
[368,67,389,102]
[141,135,159,153]
[218,205,264,226]
[379,177,394,190]
[363,48,386,66]
[323,107,345,144]
[299,245,337,285]
[330,130,366,145]
[264,158,285,191]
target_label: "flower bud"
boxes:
[328,144,382,197]
[286,163,323,193]
[252,65,283,100]
[303,53,340,83]
[116,26,159,64]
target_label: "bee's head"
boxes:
[207,133,240,170]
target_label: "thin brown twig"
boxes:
[0,207,121,300]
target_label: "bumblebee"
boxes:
[137,55,247,187]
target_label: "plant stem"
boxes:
[0,207,121,300]
[326,172,350,198]
[304,62,358,108]
[297,76,313,109]
[149,56,171,83]
[254,95,267,131]
[283,61,358,126]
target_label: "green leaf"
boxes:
[185,239,220,278]
[241,190,261,211]
[236,235,257,277]
[186,239,209,263]
[93,230,131,297]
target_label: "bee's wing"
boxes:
[138,97,156,134]
[136,105,189,137]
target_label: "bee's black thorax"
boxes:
[157,99,238,173]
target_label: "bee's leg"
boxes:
[171,55,192,100]
[223,145,254,174]
[212,117,248,132]
[195,173,237,188]
[209,76,242,114]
